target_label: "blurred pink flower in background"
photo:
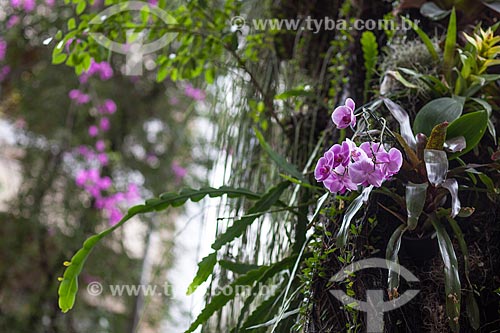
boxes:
[184,83,206,101]
[99,117,110,131]
[88,125,99,137]
[171,161,187,181]
[7,15,20,28]
[0,39,7,61]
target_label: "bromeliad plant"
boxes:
[314,95,492,332]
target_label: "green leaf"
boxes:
[52,53,68,65]
[431,216,461,332]
[274,88,313,100]
[386,224,407,292]
[405,182,428,230]
[67,18,76,30]
[443,8,457,83]
[186,252,217,295]
[58,186,264,312]
[254,128,305,182]
[76,0,86,15]
[446,110,489,159]
[465,291,480,330]
[219,259,260,275]
[185,256,297,333]
[401,17,438,61]
[336,186,373,248]
[361,31,379,102]
[211,181,290,250]
[414,97,464,137]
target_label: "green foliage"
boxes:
[401,17,439,61]
[443,8,457,83]
[413,97,464,136]
[187,252,217,295]
[360,31,379,102]
[446,110,488,159]
[430,216,461,332]
[58,185,267,312]
[185,255,298,333]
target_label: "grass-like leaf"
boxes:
[386,224,408,293]
[443,8,457,83]
[401,17,439,61]
[431,216,461,332]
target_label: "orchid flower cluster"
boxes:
[315,98,403,194]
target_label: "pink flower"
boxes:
[171,161,187,179]
[0,66,10,82]
[88,125,99,137]
[97,153,108,165]
[314,151,334,182]
[10,0,22,8]
[23,0,36,11]
[184,83,206,101]
[349,156,385,187]
[95,140,105,152]
[323,165,357,194]
[7,15,20,28]
[0,39,7,62]
[100,99,116,114]
[332,98,356,129]
[99,117,110,131]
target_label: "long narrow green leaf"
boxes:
[187,252,217,295]
[254,128,305,182]
[402,17,438,61]
[58,186,264,313]
[185,255,298,333]
[443,8,457,83]
[431,216,461,332]
[336,186,373,248]
[211,181,290,250]
[386,224,408,293]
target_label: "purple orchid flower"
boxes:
[332,98,356,129]
[314,151,334,182]
[349,156,386,187]
[323,165,357,194]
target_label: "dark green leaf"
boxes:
[431,216,461,332]
[443,8,456,83]
[187,252,217,295]
[414,97,464,137]
[386,224,407,292]
[401,17,438,61]
[446,110,489,159]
